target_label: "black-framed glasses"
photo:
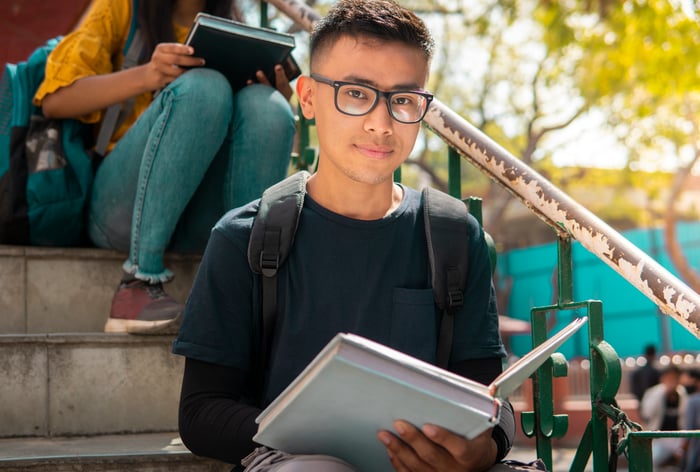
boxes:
[310,73,434,124]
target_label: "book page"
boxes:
[489,316,587,399]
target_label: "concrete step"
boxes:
[0,433,585,472]
[0,245,200,334]
[0,333,182,438]
[0,432,232,471]
[0,435,585,472]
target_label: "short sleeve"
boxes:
[33,0,133,123]
[173,203,261,371]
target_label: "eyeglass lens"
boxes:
[336,83,429,123]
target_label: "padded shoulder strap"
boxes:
[248,171,309,386]
[422,186,470,368]
[248,171,309,275]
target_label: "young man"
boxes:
[174,0,516,470]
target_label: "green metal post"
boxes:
[552,299,623,472]
[522,309,570,471]
[588,301,617,471]
[627,434,653,472]
[531,309,554,469]
[448,147,461,198]
[569,421,593,471]
[556,236,574,305]
[259,1,269,28]
[467,197,482,225]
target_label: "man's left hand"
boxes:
[377,420,498,472]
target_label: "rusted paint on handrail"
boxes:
[265,0,700,339]
[424,99,700,339]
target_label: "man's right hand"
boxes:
[377,420,498,472]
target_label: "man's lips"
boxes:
[355,144,393,159]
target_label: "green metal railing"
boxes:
[519,236,644,471]
[262,1,700,470]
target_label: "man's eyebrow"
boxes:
[343,75,423,91]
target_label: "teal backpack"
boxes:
[0,38,94,246]
[0,2,141,246]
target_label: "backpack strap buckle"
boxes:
[446,266,464,311]
[260,227,282,277]
[260,251,280,277]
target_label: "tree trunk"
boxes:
[663,151,700,293]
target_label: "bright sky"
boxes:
[544,110,630,170]
[420,3,693,173]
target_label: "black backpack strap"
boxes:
[422,187,470,369]
[248,171,310,376]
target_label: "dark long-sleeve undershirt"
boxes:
[178,356,515,466]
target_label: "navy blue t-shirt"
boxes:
[173,186,505,406]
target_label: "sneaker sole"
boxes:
[104,313,182,335]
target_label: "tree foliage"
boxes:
[270,0,700,282]
[398,0,700,263]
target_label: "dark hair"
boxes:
[138,0,240,62]
[689,368,700,381]
[661,364,682,376]
[309,0,433,67]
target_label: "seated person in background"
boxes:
[630,344,661,402]
[174,0,520,470]
[640,364,688,468]
[34,0,296,334]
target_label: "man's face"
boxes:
[298,35,430,186]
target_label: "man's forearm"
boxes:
[179,357,262,463]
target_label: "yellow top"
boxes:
[33,0,190,152]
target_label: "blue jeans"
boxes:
[87,69,295,282]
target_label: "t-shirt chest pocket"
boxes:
[389,287,438,363]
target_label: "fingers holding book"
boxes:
[378,420,498,472]
[145,43,205,89]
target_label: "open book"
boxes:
[253,316,587,471]
[184,13,301,92]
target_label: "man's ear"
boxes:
[296,75,315,120]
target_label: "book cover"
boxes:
[253,317,587,471]
[184,13,301,92]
